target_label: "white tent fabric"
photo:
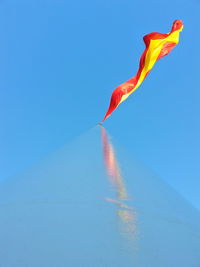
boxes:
[0,126,199,267]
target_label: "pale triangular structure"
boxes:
[0,127,199,267]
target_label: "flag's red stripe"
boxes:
[103,20,183,121]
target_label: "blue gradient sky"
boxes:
[1,0,199,209]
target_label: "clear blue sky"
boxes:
[1,0,199,209]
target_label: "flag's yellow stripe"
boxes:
[120,26,183,104]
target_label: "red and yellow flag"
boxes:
[103,20,183,122]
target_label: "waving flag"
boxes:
[103,20,183,122]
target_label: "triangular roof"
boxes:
[0,126,199,266]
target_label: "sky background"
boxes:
[1,0,199,209]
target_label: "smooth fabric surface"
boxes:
[0,126,199,267]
